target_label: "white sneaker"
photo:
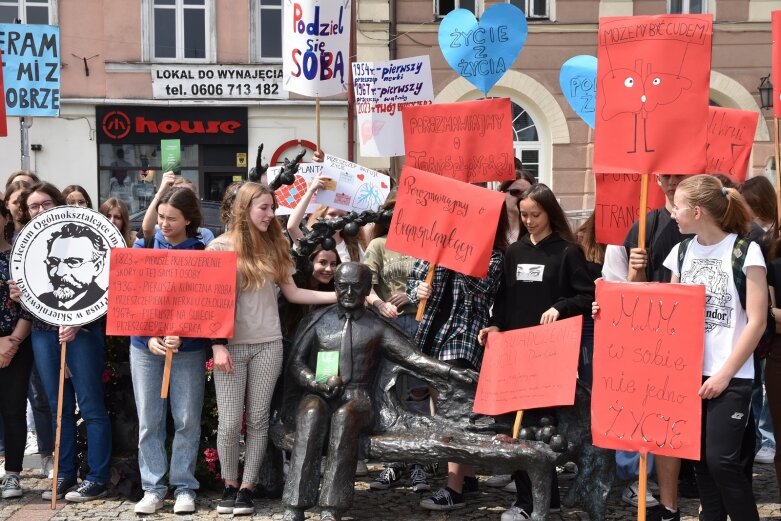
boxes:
[755,446,776,464]
[501,504,531,521]
[502,480,516,493]
[486,474,512,487]
[24,432,39,455]
[621,480,659,507]
[1,474,22,498]
[173,490,196,514]
[134,491,165,514]
[40,455,54,479]
[0,457,5,479]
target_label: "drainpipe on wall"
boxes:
[347,0,357,162]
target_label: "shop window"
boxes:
[668,0,707,14]
[0,0,56,24]
[147,0,213,61]
[251,0,282,61]
[98,144,199,215]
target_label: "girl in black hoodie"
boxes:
[479,183,594,521]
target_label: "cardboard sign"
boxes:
[352,56,434,157]
[560,55,598,129]
[402,98,515,183]
[594,15,713,174]
[0,50,6,137]
[318,155,391,212]
[772,10,780,119]
[161,139,181,175]
[595,173,667,245]
[437,3,527,95]
[268,162,323,216]
[592,280,705,460]
[282,0,351,97]
[706,107,758,184]
[473,316,583,416]
[10,207,125,327]
[385,166,504,278]
[106,249,237,338]
[0,23,60,116]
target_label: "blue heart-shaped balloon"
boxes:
[438,4,528,95]
[559,55,598,128]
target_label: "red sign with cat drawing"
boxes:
[594,15,713,175]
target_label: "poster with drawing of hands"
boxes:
[319,155,391,213]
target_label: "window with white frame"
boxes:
[435,0,477,17]
[150,0,212,61]
[0,0,55,24]
[508,0,549,19]
[252,0,282,61]
[668,0,707,14]
[510,101,542,180]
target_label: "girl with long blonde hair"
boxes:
[206,182,335,516]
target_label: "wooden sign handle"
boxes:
[512,410,524,439]
[637,450,648,521]
[415,264,436,321]
[51,341,67,509]
[161,349,173,399]
[315,97,321,152]
[638,173,649,251]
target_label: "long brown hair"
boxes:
[517,183,576,243]
[229,182,293,290]
[99,197,135,247]
[577,212,606,264]
[19,182,65,225]
[156,187,202,238]
[676,175,750,236]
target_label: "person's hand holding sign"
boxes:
[213,344,234,374]
[0,335,20,368]
[7,280,21,303]
[540,307,560,325]
[478,325,499,346]
[59,326,80,343]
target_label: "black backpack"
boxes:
[677,236,775,358]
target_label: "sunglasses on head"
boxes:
[505,189,523,197]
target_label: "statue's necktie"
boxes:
[339,313,353,385]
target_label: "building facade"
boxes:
[0,0,776,214]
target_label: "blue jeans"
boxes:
[28,363,54,454]
[130,346,205,495]
[31,328,111,483]
[753,357,775,451]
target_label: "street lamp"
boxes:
[759,75,774,110]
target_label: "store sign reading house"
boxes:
[151,64,288,100]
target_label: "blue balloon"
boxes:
[438,4,527,95]
[559,55,598,128]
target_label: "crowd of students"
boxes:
[0,161,777,521]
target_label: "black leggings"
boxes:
[695,377,758,521]
[0,342,33,473]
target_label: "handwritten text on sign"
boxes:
[592,280,705,460]
[107,249,237,338]
[594,15,712,175]
[594,173,666,246]
[0,23,60,116]
[385,166,504,278]
[352,56,434,157]
[282,0,351,97]
[705,106,758,184]
[402,97,515,183]
[473,316,583,416]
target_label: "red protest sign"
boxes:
[595,173,666,245]
[107,249,237,338]
[592,280,705,460]
[401,98,515,183]
[706,106,758,184]
[473,316,582,416]
[385,166,504,278]
[594,15,713,174]
[772,10,781,118]
[0,50,6,137]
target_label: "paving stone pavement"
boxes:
[1,459,779,520]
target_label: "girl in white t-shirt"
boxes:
[661,174,764,521]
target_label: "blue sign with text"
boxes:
[0,23,60,116]
[559,55,597,128]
